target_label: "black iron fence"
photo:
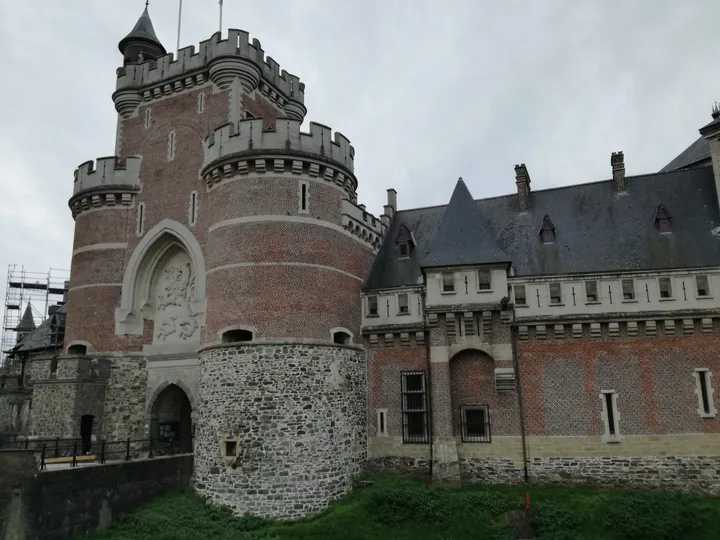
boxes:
[0,435,193,469]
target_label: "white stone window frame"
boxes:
[600,390,621,443]
[367,295,379,317]
[621,278,637,303]
[584,280,599,304]
[188,190,198,227]
[197,92,206,114]
[477,269,492,293]
[441,272,455,294]
[168,130,177,162]
[695,275,713,299]
[694,368,717,418]
[658,276,674,301]
[298,180,310,214]
[514,284,528,307]
[548,282,563,305]
[144,108,152,129]
[136,202,145,236]
[397,292,410,316]
[376,408,388,437]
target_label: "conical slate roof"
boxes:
[420,178,511,268]
[15,303,36,333]
[118,7,166,54]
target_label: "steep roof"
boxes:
[659,136,711,173]
[11,304,66,353]
[15,303,36,333]
[118,7,166,54]
[420,179,511,268]
[363,166,720,290]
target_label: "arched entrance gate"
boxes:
[149,383,193,454]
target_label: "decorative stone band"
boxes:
[113,30,305,119]
[68,189,138,219]
[204,118,354,174]
[516,316,716,341]
[366,331,426,348]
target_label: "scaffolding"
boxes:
[1,265,70,367]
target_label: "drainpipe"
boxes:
[421,287,433,481]
[510,310,529,483]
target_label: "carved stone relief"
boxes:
[153,249,200,343]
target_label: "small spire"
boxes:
[15,303,36,333]
[118,6,167,64]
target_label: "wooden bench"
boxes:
[44,455,97,465]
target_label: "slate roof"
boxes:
[118,7,166,54]
[10,304,66,354]
[659,136,711,173]
[421,179,511,268]
[363,166,720,290]
[15,304,36,333]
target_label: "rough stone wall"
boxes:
[194,343,366,520]
[101,357,148,441]
[0,451,37,540]
[29,383,78,437]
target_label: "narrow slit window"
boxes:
[136,202,145,235]
[144,108,152,129]
[585,281,598,302]
[622,279,635,300]
[478,270,492,291]
[601,391,620,439]
[198,92,206,114]
[659,277,673,299]
[168,131,177,161]
[189,191,197,225]
[696,275,710,297]
[299,181,309,213]
[442,272,455,293]
[549,283,562,304]
[398,293,409,315]
[376,409,387,436]
[514,285,527,305]
[401,371,428,444]
[695,369,715,417]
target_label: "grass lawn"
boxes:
[84,478,720,540]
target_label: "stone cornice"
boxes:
[68,186,139,219]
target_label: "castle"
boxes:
[3,6,720,520]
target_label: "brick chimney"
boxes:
[514,164,531,212]
[700,103,720,211]
[611,151,626,192]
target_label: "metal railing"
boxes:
[0,435,193,469]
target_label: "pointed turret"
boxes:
[118,7,167,66]
[421,178,511,268]
[15,303,36,344]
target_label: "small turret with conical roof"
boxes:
[15,302,36,344]
[118,6,166,66]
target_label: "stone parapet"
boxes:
[70,157,141,218]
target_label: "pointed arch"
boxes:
[116,219,206,336]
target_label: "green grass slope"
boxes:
[84,478,720,540]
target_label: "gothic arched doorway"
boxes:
[150,384,193,454]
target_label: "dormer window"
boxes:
[399,242,409,258]
[395,224,415,260]
[654,203,672,233]
[539,214,556,244]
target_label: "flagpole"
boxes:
[176,0,183,53]
[219,0,224,34]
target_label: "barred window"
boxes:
[401,371,428,444]
[460,405,491,443]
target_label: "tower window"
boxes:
[549,283,562,304]
[659,277,673,299]
[601,391,620,440]
[198,92,206,114]
[168,131,177,161]
[622,279,635,300]
[367,296,378,316]
[696,275,710,297]
[442,273,455,293]
[514,285,527,305]
[477,270,492,291]
[332,331,351,345]
[299,181,309,214]
[189,191,198,226]
[585,281,598,302]
[136,202,145,236]
[144,108,152,129]
[694,369,716,417]
[376,409,387,436]
[398,293,409,315]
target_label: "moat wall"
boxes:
[0,451,192,540]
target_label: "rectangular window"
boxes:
[198,92,206,114]
[136,202,145,235]
[398,293,409,315]
[696,275,710,297]
[622,279,635,300]
[367,296,378,316]
[585,281,598,302]
[168,131,177,161]
[401,371,428,444]
[399,242,409,258]
[695,369,716,417]
[144,108,152,129]
[442,272,455,293]
[477,270,492,291]
[549,283,562,304]
[659,277,673,299]
[460,405,491,443]
[299,181,309,214]
[224,440,237,457]
[376,409,387,436]
[189,191,197,226]
[601,391,620,440]
[514,285,527,305]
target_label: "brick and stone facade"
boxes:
[6,4,720,522]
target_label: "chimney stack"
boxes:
[514,164,531,212]
[382,188,397,228]
[700,103,720,211]
[611,151,626,192]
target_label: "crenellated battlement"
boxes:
[73,156,142,196]
[115,30,305,116]
[204,117,355,173]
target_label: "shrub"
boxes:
[604,492,702,540]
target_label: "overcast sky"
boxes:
[0,0,719,323]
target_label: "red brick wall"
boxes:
[518,323,720,437]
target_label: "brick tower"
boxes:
[64,7,383,519]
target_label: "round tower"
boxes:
[118,6,166,66]
[193,117,379,519]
